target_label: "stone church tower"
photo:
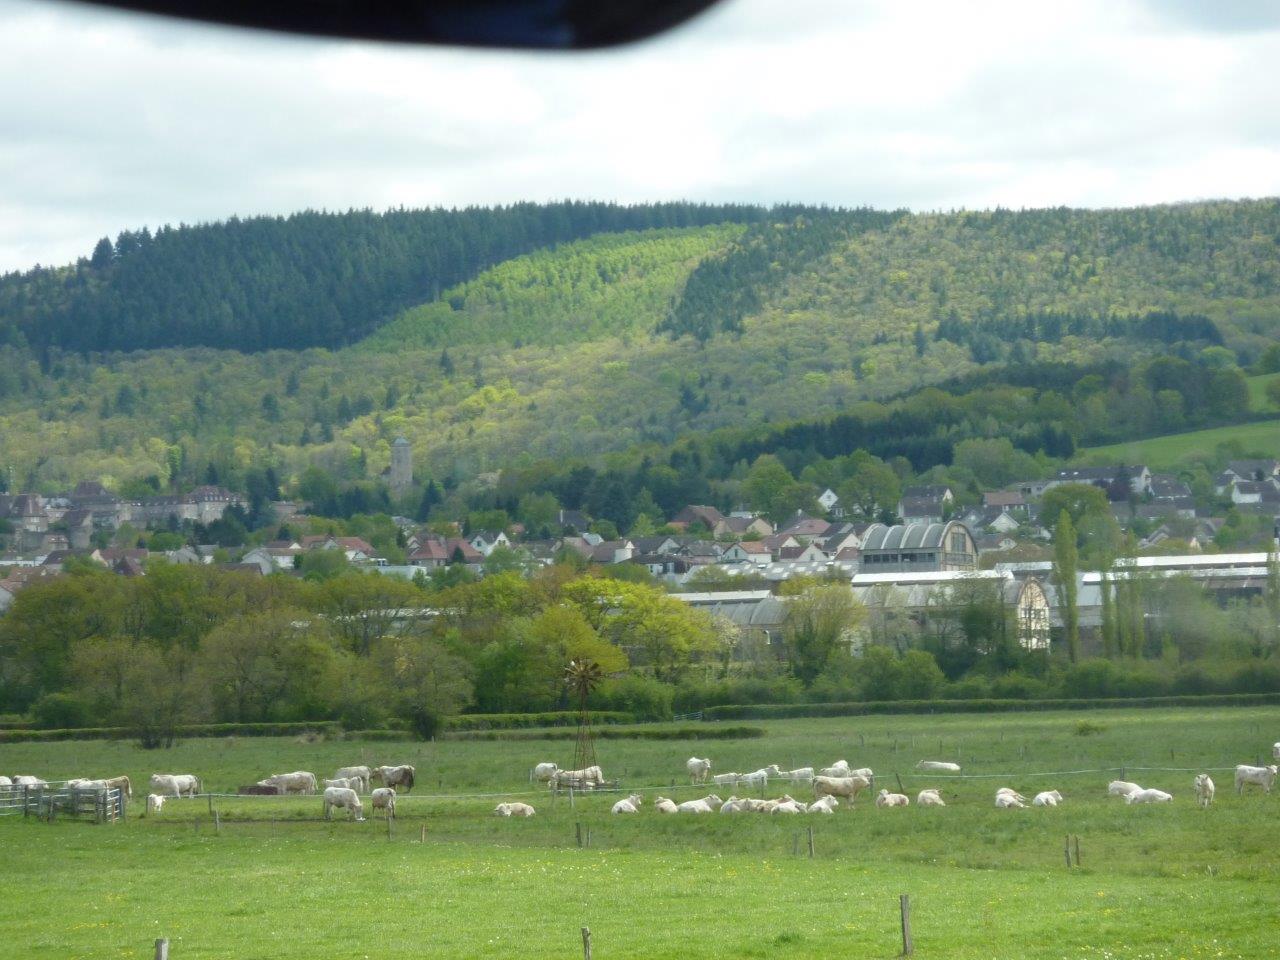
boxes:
[389,436,413,498]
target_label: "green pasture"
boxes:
[1248,372,1280,412]
[4,708,1279,959]
[1079,418,1280,469]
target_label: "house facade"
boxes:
[858,521,978,573]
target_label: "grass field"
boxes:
[4,708,1280,959]
[1079,418,1280,469]
[1247,372,1280,412]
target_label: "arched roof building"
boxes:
[859,521,977,572]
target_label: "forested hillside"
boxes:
[0,202,771,356]
[0,199,1277,496]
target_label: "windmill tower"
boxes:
[565,659,603,777]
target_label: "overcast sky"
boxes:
[2,0,1278,272]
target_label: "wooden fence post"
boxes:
[420,824,427,844]
[387,816,393,841]
[1073,835,1081,867]
[1064,835,1072,869]
[154,938,169,960]
[575,822,583,848]
[581,927,591,960]
[807,826,815,859]
[899,895,912,956]
[214,810,220,835]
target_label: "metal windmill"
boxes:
[565,658,604,775]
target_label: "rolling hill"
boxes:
[0,199,1277,496]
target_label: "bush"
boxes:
[0,720,341,743]
[446,725,764,742]
[989,672,1050,700]
[408,707,444,741]
[445,711,634,731]
[31,693,92,730]
[673,676,802,713]
[590,676,674,722]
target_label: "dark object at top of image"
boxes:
[60,0,725,47]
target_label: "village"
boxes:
[3,453,1277,658]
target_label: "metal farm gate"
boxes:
[0,782,127,822]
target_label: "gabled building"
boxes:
[671,505,725,532]
[722,541,773,565]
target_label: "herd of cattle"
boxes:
[496,754,1280,817]
[4,745,1277,823]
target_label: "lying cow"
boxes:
[493,802,535,817]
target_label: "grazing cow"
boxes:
[1108,780,1143,798]
[335,766,371,792]
[1193,774,1215,809]
[1234,764,1278,795]
[1126,788,1173,804]
[372,765,416,793]
[611,793,643,814]
[551,766,603,790]
[686,757,712,784]
[259,771,317,795]
[995,792,1025,808]
[781,767,815,783]
[876,789,910,808]
[654,796,678,814]
[151,773,200,797]
[808,795,839,814]
[916,760,961,773]
[677,794,723,813]
[813,775,871,802]
[711,772,741,789]
[322,786,364,821]
[1032,790,1063,807]
[14,776,48,788]
[493,802,536,817]
[146,794,166,816]
[371,787,397,819]
[531,762,559,783]
[916,789,945,807]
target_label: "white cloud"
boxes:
[0,0,1278,271]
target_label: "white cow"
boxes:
[735,769,772,790]
[13,775,47,788]
[808,795,839,813]
[0,776,11,787]
[150,773,200,797]
[323,786,364,821]
[719,796,748,814]
[996,787,1028,803]
[1032,790,1063,807]
[1273,742,1280,762]
[812,775,871,801]
[324,778,357,791]
[1126,788,1173,804]
[770,799,804,814]
[916,789,945,807]
[876,789,910,808]
[145,794,166,816]
[654,796,678,814]
[532,762,559,783]
[916,760,961,773]
[611,793,643,814]
[371,787,397,819]
[781,767,815,783]
[712,773,741,789]
[372,765,415,792]
[1234,764,1277,795]
[818,761,850,778]
[1193,774,1215,809]
[677,794,723,813]
[686,758,712,784]
[760,794,797,813]
[335,766,371,792]
[995,793,1025,808]
[552,766,603,789]
[1108,780,1143,798]
[493,802,535,817]
[260,771,316,795]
